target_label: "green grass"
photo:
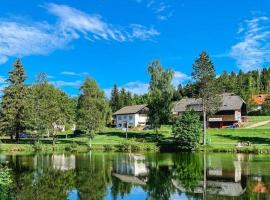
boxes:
[1,120,270,154]
[242,116,270,127]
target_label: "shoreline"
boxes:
[1,143,270,154]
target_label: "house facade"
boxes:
[113,104,149,128]
[173,94,247,128]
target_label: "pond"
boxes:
[0,152,270,199]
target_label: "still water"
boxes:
[1,152,270,200]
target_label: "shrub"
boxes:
[103,144,113,151]
[65,142,78,151]
[33,141,42,151]
[172,110,202,151]
[0,165,13,199]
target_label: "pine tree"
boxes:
[192,51,221,145]
[0,59,27,141]
[110,85,121,112]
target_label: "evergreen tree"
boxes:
[0,59,27,140]
[110,85,121,112]
[172,110,202,150]
[192,51,221,145]
[76,77,109,147]
[147,60,174,137]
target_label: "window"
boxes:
[123,115,127,120]
[118,124,122,128]
[118,116,122,120]
[129,115,133,120]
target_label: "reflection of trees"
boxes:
[172,153,203,192]
[75,153,112,200]
[14,169,75,200]
[146,165,174,200]
[111,175,132,200]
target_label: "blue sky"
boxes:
[0,0,270,96]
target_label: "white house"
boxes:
[113,104,149,128]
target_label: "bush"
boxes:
[0,165,13,199]
[65,142,78,151]
[172,110,202,151]
[33,141,42,151]
[103,144,113,151]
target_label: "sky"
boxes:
[0,0,270,97]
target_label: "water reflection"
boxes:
[1,152,270,199]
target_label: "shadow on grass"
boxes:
[216,134,270,144]
[98,131,166,143]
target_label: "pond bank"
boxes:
[1,142,270,154]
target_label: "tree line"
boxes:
[0,59,110,144]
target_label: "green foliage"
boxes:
[0,165,13,199]
[147,60,174,132]
[0,59,28,140]
[76,77,110,146]
[25,73,75,144]
[172,153,203,192]
[172,110,202,150]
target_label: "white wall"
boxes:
[116,113,148,128]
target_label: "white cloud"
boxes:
[230,16,270,72]
[129,24,159,40]
[0,3,160,64]
[136,0,172,21]
[46,3,127,42]
[104,81,149,98]
[0,76,6,84]
[104,70,189,98]
[61,71,89,76]
[172,71,190,87]
[0,21,69,64]
[51,80,82,88]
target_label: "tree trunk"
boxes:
[202,100,207,145]
[15,129,19,142]
[203,152,207,199]
[89,137,92,149]
[52,131,55,146]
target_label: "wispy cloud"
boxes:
[51,80,82,88]
[129,24,159,40]
[104,70,189,98]
[136,0,172,21]
[61,71,89,76]
[230,16,270,72]
[172,71,190,87]
[0,3,160,64]
[0,21,69,64]
[46,3,127,42]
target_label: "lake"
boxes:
[0,152,270,199]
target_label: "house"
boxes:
[113,154,148,185]
[113,104,149,128]
[173,94,247,128]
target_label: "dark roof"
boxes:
[173,94,246,113]
[113,104,148,115]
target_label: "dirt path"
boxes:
[245,120,270,128]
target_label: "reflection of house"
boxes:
[173,94,247,128]
[113,105,149,128]
[52,154,75,171]
[113,154,148,185]
[173,158,247,197]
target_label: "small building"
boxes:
[113,104,149,128]
[173,94,247,128]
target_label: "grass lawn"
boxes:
[242,116,270,128]
[1,120,270,153]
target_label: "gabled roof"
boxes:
[113,104,148,115]
[173,94,246,113]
